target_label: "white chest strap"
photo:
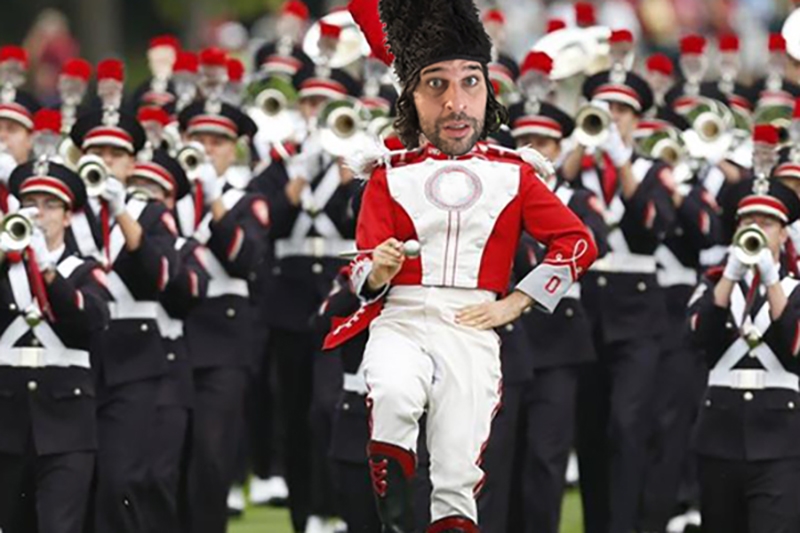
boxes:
[0,262,89,368]
[108,199,148,266]
[290,162,343,240]
[708,278,800,391]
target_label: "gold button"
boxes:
[167,353,176,362]
[743,391,754,401]
[790,402,796,409]
[140,323,149,332]
[705,399,711,407]
[312,263,324,274]
[31,338,40,347]
[74,388,82,396]
[504,324,514,332]
[565,308,574,318]
[226,308,236,318]
[597,276,607,287]
[8,303,16,311]
[343,403,350,411]
[27,381,37,392]
[123,498,130,507]
[637,282,647,292]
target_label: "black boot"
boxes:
[368,441,417,533]
[427,515,479,533]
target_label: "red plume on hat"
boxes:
[62,58,92,81]
[149,34,181,52]
[348,0,394,67]
[319,20,342,40]
[137,106,170,126]
[174,51,198,74]
[769,33,786,52]
[646,53,674,76]
[227,58,245,82]
[546,19,566,33]
[520,51,553,77]
[33,109,61,134]
[754,124,779,145]
[718,33,739,52]
[97,59,124,82]
[609,29,633,44]
[282,0,310,21]
[0,46,28,68]
[574,2,596,27]
[483,8,506,25]
[199,47,228,67]
[680,34,706,55]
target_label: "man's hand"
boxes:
[285,178,308,207]
[366,238,405,291]
[456,290,534,330]
[338,158,355,185]
[102,178,127,218]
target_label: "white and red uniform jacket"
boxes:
[326,142,597,347]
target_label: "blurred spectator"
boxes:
[22,9,79,106]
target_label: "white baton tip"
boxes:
[403,239,421,258]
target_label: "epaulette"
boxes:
[484,144,556,180]
[345,144,424,180]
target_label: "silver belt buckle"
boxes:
[732,370,766,390]
[311,237,325,257]
[19,347,44,368]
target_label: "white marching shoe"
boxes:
[249,475,289,506]
[227,485,246,517]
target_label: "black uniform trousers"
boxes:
[477,382,524,533]
[187,366,247,533]
[577,333,661,533]
[145,406,189,533]
[520,365,581,533]
[639,318,706,531]
[310,351,343,518]
[698,456,800,533]
[0,448,94,533]
[268,327,316,531]
[93,378,160,533]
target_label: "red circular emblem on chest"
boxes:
[424,165,483,212]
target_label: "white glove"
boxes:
[0,152,17,185]
[723,250,748,282]
[286,135,323,182]
[101,178,127,218]
[755,248,780,287]
[600,122,633,167]
[30,228,55,272]
[196,162,223,206]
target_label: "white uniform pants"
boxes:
[363,286,503,523]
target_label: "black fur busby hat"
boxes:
[379,0,493,85]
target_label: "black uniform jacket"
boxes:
[0,252,109,455]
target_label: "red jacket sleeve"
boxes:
[515,164,598,312]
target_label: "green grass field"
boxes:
[228,490,583,532]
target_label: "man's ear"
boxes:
[63,210,72,229]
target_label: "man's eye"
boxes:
[428,78,443,89]
[464,76,479,87]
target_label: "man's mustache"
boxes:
[435,113,480,129]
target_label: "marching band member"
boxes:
[70,57,181,532]
[0,46,39,214]
[0,153,109,533]
[348,0,597,530]
[177,51,269,532]
[688,156,800,532]
[567,35,678,533]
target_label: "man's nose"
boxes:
[444,84,468,113]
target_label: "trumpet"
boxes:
[255,87,288,117]
[176,141,207,175]
[318,98,371,157]
[0,211,33,252]
[574,103,611,148]
[684,97,734,144]
[733,224,768,266]
[77,154,109,198]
